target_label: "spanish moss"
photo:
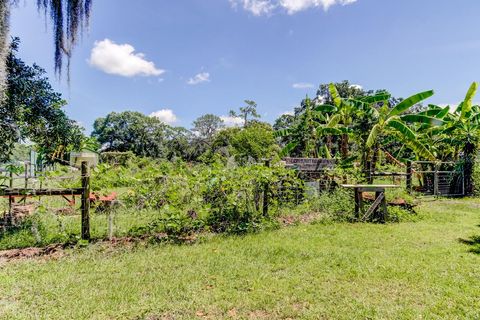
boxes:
[0,0,9,102]
[37,0,92,79]
[0,0,92,88]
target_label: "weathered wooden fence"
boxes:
[406,161,464,196]
[0,161,91,240]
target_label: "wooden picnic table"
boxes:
[341,184,399,223]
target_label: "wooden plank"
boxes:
[0,188,83,197]
[284,158,335,171]
[81,161,90,241]
[370,172,408,177]
[341,184,399,188]
[356,187,389,193]
[363,192,384,221]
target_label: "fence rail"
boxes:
[0,161,91,240]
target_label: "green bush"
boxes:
[310,188,355,222]
[121,161,302,234]
[473,162,480,196]
[100,151,135,166]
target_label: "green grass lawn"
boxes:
[1,199,480,319]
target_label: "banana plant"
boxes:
[427,82,479,194]
[275,97,343,158]
[364,90,439,161]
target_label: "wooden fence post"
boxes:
[406,160,412,193]
[7,170,13,224]
[263,159,270,216]
[81,161,91,241]
[24,162,28,204]
[433,162,439,197]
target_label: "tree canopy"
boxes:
[0,38,83,163]
[92,111,169,158]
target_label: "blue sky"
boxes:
[9,0,480,132]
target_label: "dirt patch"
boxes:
[0,232,200,263]
[278,212,324,226]
[0,243,65,262]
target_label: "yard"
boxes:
[1,198,480,319]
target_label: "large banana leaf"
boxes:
[418,105,449,118]
[314,104,337,113]
[274,129,292,138]
[455,102,464,115]
[329,83,342,108]
[360,93,391,104]
[436,106,451,119]
[320,144,332,159]
[388,90,434,117]
[406,138,436,160]
[317,127,348,136]
[366,123,382,148]
[346,98,367,109]
[387,119,416,141]
[400,114,444,126]
[279,141,298,157]
[311,112,327,123]
[460,82,478,120]
[326,114,342,128]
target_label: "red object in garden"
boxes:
[89,192,117,203]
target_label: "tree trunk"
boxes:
[361,148,370,182]
[340,133,349,160]
[326,136,333,157]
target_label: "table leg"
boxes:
[354,189,359,218]
[354,189,364,219]
[381,193,388,223]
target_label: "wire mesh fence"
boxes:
[410,161,464,196]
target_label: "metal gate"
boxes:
[410,161,464,196]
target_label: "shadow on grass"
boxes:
[458,236,480,254]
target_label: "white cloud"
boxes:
[281,110,294,116]
[292,82,314,89]
[149,109,178,125]
[220,115,244,127]
[280,0,357,14]
[230,0,356,15]
[187,72,210,85]
[89,39,164,77]
[229,0,276,16]
[350,84,363,90]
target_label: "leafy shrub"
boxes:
[387,206,418,222]
[310,188,354,222]
[473,162,480,196]
[121,161,302,234]
[129,209,205,243]
[100,151,135,166]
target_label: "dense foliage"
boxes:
[0,38,84,163]
[90,157,304,235]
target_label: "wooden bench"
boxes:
[341,184,399,223]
